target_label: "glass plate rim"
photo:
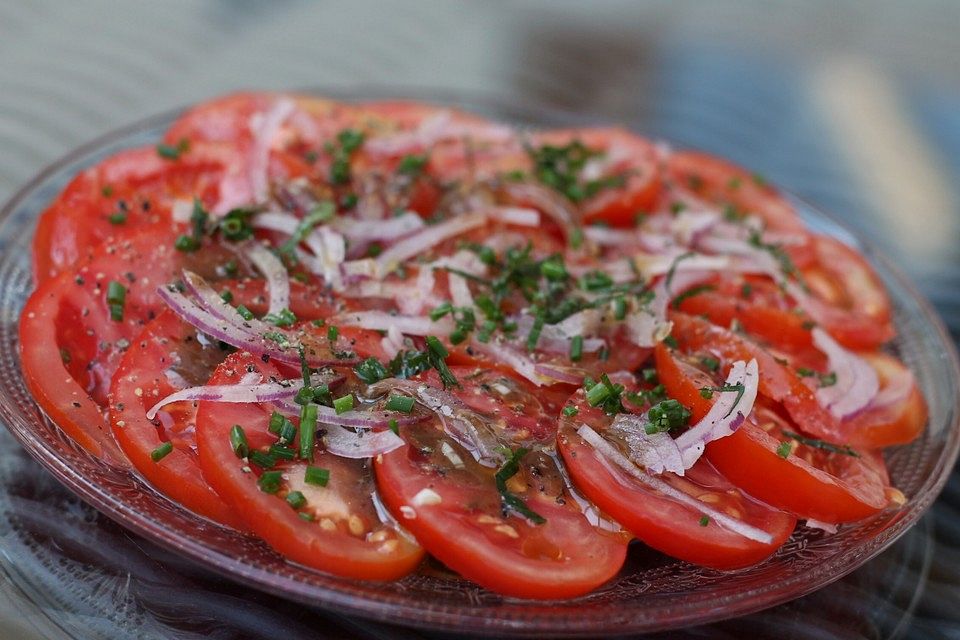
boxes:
[1,86,959,637]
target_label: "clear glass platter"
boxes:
[0,90,958,637]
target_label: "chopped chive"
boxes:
[327,325,339,341]
[700,388,714,399]
[298,512,315,522]
[278,418,297,445]
[333,394,354,415]
[108,211,127,225]
[526,312,545,351]
[388,418,399,435]
[386,395,415,413]
[585,380,611,406]
[701,356,720,372]
[156,138,190,160]
[562,405,579,417]
[299,403,317,460]
[304,466,330,487]
[268,411,285,434]
[699,515,710,527]
[671,284,716,309]
[258,470,283,494]
[494,448,546,524]
[782,431,860,457]
[612,296,627,320]
[150,441,173,462]
[641,368,658,384]
[106,281,127,322]
[219,289,234,303]
[430,302,453,321]
[249,450,276,469]
[569,335,584,362]
[229,425,248,458]
[269,444,296,460]
[776,441,792,459]
[285,490,307,509]
[236,305,254,321]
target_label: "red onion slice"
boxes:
[244,240,289,314]
[499,182,582,239]
[331,311,452,336]
[375,212,487,275]
[467,339,553,387]
[248,98,296,205]
[488,206,540,227]
[532,363,586,385]
[363,110,517,156]
[674,359,759,468]
[270,397,428,430]
[577,425,774,543]
[322,425,404,458]
[329,211,425,242]
[812,328,880,419]
[606,414,685,475]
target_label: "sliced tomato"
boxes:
[840,352,927,448]
[32,144,239,283]
[655,342,892,522]
[666,150,806,234]
[666,312,842,442]
[109,310,242,527]
[533,128,661,226]
[557,387,796,569]
[195,351,424,580]
[375,413,627,598]
[800,235,894,350]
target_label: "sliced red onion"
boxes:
[812,328,879,419]
[547,450,622,533]
[145,371,341,420]
[577,425,773,544]
[804,519,839,534]
[674,359,759,468]
[331,311,452,336]
[270,397,427,430]
[375,212,487,275]
[605,414,685,475]
[329,211,424,242]
[633,250,730,280]
[583,225,638,246]
[364,110,517,156]
[380,324,406,359]
[412,384,504,467]
[488,206,540,227]
[248,98,296,204]
[252,210,299,235]
[322,425,404,458]
[468,338,553,387]
[867,368,915,412]
[670,210,721,246]
[243,240,289,314]
[624,309,673,348]
[514,311,604,355]
[532,363,586,385]
[499,182,581,238]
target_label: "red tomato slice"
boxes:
[655,343,892,522]
[32,144,239,283]
[667,312,842,442]
[800,235,894,350]
[557,387,796,569]
[533,128,661,227]
[375,413,627,599]
[666,150,806,234]
[109,310,243,527]
[195,351,424,580]
[840,353,927,448]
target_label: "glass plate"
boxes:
[1,90,958,637]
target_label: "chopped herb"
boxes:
[776,441,792,459]
[570,335,584,362]
[527,140,626,204]
[299,403,317,460]
[264,307,297,327]
[699,515,710,527]
[698,383,746,418]
[229,425,249,458]
[663,335,679,349]
[304,466,330,487]
[249,450,276,469]
[279,202,335,257]
[298,512,315,522]
[106,281,127,322]
[425,335,458,388]
[174,198,209,252]
[101,185,114,197]
[801,320,816,331]
[108,211,127,225]
[539,257,568,282]
[328,129,365,185]
[562,405,579,417]
[525,310,545,351]
[236,305,254,321]
[494,448,546,524]
[156,137,189,160]
[397,153,428,176]
[269,444,296,461]
[150,442,173,462]
[219,289,234,303]
[782,430,860,457]
[700,388,714,399]
[646,399,691,433]
[664,251,695,291]
[819,371,837,387]
[355,357,389,384]
[327,325,339,342]
[386,395,415,413]
[669,201,686,215]
[585,374,625,415]
[700,356,720,372]
[59,348,71,364]
[285,491,307,509]
[333,394,354,415]
[388,419,399,435]
[258,470,283,494]
[727,176,742,190]
[569,227,584,250]
[641,368,659,384]
[740,282,753,299]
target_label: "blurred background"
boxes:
[1,1,959,638]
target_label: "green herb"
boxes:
[585,374,625,415]
[236,305,254,321]
[101,185,114,197]
[740,282,753,299]
[776,441,792,459]
[388,419,399,435]
[264,307,297,327]
[819,371,837,387]
[263,331,291,348]
[748,230,806,287]
[569,335,583,362]
[327,324,339,342]
[699,515,710,527]
[174,198,209,252]
[700,356,720,372]
[562,405,579,417]
[698,382,746,418]
[59,348,71,364]
[663,335,679,349]
[298,512,315,522]
[269,444,296,461]
[425,335,459,388]
[397,153,428,177]
[156,137,189,160]
[257,470,283,494]
[641,368,658,384]
[386,395,415,413]
[150,442,173,462]
[299,403,317,460]
[279,202,335,257]
[328,129,365,185]
[333,394,354,415]
[230,425,249,458]
[355,357,389,384]
[664,251,695,291]
[539,257,568,282]
[216,208,256,242]
[105,280,127,322]
[646,399,691,433]
[782,430,860,457]
[249,450,276,469]
[525,310,545,351]
[108,211,127,225]
[285,491,307,509]
[494,448,546,524]
[219,289,234,304]
[304,466,330,487]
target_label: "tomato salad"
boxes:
[20,93,925,599]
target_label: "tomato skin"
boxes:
[375,442,627,599]
[109,310,243,527]
[558,431,796,569]
[666,150,806,234]
[534,128,661,227]
[196,352,424,580]
[841,353,927,448]
[655,343,891,523]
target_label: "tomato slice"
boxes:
[557,388,796,569]
[32,144,238,283]
[195,351,424,580]
[109,310,243,527]
[375,420,627,599]
[666,312,842,442]
[532,128,661,227]
[665,150,806,234]
[800,235,895,350]
[655,343,892,522]
[840,353,927,448]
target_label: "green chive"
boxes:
[776,441,792,459]
[269,444,296,460]
[106,281,127,322]
[388,419,399,435]
[285,490,307,509]
[304,466,330,487]
[219,289,234,304]
[570,335,583,362]
[258,470,283,494]
[229,425,248,458]
[249,450,276,469]
[386,395,415,413]
[236,305,254,321]
[108,211,127,225]
[333,394,354,415]
[430,302,453,321]
[299,403,317,461]
[562,405,579,417]
[268,411,285,434]
[585,380,611,406]
[298,512,316,522]
[150,442,173,462]
[699,515,710,527]
[612,296,627,320]
[327,325,339,341]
